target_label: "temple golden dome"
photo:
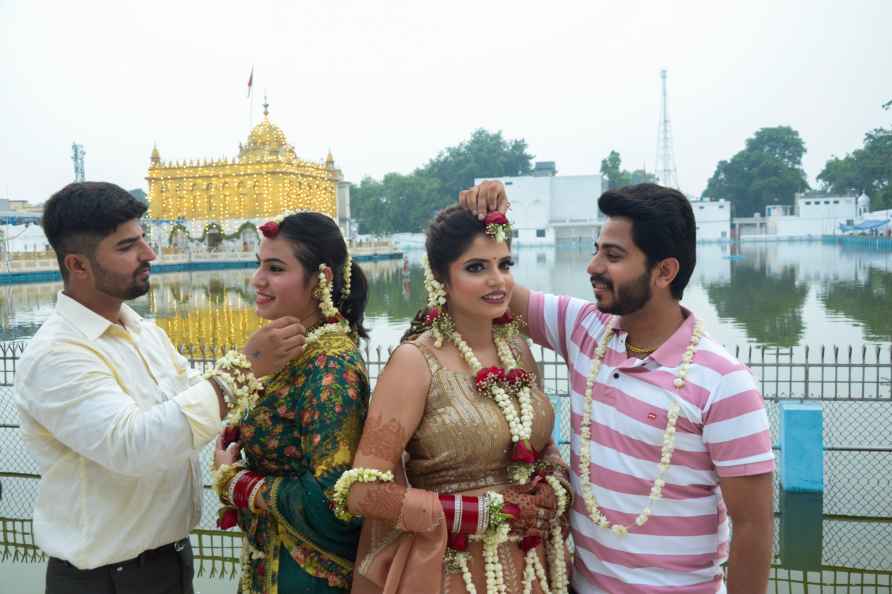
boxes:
[239,100,297,163]
[147,95,338,221]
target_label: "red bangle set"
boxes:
[231,471,263,510]
[438,494,483,534]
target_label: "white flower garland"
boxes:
[341,253,352,300]
[421,256,536,484]
[331,467,395,522]
[421,256,449,347]
[417,251,570,594]
[451,331,536,483]
[306,263,351,345]
[542,474,569,594]
[204,350,264,425]
[578,317,704,535]
[458,480,569,594]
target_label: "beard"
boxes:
[592,268,652,315]
[92,259,150,300]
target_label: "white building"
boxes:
[767,193,868,237]
[476,163,604,246]
[689,198,731,241]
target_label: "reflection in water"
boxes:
[779,491,823,571]
[821,267,892,341]
[0,243,890,349]
[704,254,808,347]
[1,245,890,593]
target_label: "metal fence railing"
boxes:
[1,341,890,580]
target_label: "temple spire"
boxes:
[263,94,269,117]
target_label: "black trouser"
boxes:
[46,538,194,594]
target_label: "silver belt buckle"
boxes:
[174,540,186,552]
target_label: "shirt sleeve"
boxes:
[702,368,776,478]
[157,327,222,445]
[526,290,606,363]
[16,343,206,477]
[267,354,370,553]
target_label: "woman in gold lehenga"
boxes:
[336,206,572,594]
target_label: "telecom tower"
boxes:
[655,69,679,189]
[72,143,86,183]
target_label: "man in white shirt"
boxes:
[15,182,305,594]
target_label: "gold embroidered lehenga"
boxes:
[348,336,571,593]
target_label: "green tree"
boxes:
[704,126,809,217]
[599,150,657,189]
[817,127,892,210]
[418,129,534,206]
[351,129,534,234]
[600,150,627,189]
[351,174,442,235]
[628,168,658,186]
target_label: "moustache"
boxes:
[590,275,612,289]
[136,265,151,276]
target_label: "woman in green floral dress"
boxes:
[211,212,370,593]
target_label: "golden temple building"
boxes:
[146,100,349,249]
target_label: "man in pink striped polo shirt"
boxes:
[461,182,775,594]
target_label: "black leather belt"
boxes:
[56,538,189,572]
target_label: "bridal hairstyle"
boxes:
[401,206,509,343]
[277,212,369,338]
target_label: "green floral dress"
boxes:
[236,333,369,593]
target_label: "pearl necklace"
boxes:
[578,317,703,535]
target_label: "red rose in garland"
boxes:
[483,212,511,243]
[511,439,538,464]
[493,311,513,325]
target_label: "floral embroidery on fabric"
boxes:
[234,332,370,593]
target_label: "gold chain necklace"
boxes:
[626,340,656,355]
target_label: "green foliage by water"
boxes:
[350,129,534,235]
[599,150,657,190]
[704,259,808,347]
[704,126,810,217]
[820,266,892,342]
[817,119,892,210]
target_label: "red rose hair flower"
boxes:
[484,212,509,226]
[259,221,280,238]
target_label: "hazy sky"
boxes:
[2,0,890,205]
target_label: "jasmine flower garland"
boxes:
[331,468,395,522]
[578,317,704,535]
[306,263,351,344]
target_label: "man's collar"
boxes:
[55,292,143,340]
[649,307,697,367]
[615,306,698,368]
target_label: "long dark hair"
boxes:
[401,206,503,342]
[277,212,369,339]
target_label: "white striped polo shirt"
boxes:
[528,291,775,594]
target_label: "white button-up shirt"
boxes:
[14,292,222,569]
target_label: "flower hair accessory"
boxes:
[341,253,353,301]
[484,212,511,243]
[258,213,288,238]
[422,256,453,347]
[306,263,352,344]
